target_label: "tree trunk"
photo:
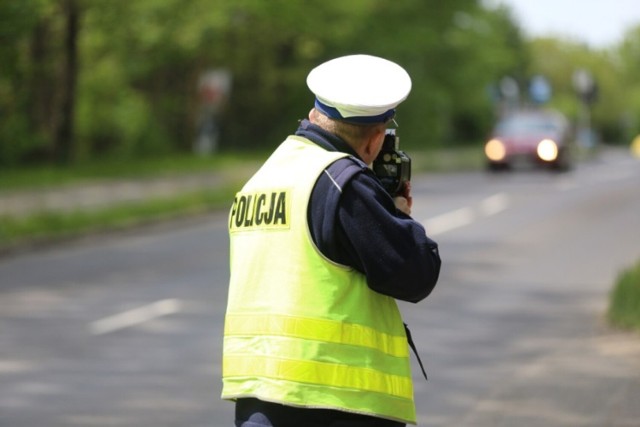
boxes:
[55,0,79,164]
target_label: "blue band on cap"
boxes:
[314,99,395,124]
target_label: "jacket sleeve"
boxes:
[309,161,441,303]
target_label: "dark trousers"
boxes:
[236,398,406,427]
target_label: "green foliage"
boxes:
[0,0,55,165]
[618,24,640,141]
[75,56,168,159]
[3,0,640,165]
[527,37,632,143]
[608,260,640,331]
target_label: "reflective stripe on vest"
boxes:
[225,313,409,358]
[223,355,412,399]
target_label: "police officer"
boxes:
[222,54,441,427]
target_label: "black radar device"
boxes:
[372,129,411,198]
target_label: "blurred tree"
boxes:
[3,0,635,166]
[0,0,55,165]
[55,0,80,164]
[211,0,374,149]
[77,0,216,158]
[281,0,530,147]
[0,0,82,165]
[528,38,627,143]
[435,2,530,144]
[618,24,640,141]
[23,0,535,160]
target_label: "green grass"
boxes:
[0,186,239,249]
[411,146,485,172]
[0,146,483,190]
[0,152,264,250]
[0,147,483,251]
[0,152,266,191]
[608,260,640,331]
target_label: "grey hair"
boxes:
[309,108,385,149]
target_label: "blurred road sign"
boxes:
[529,75,551,104]
[195,69,232,155]
[500,76,519,100]
[198,69,232,110]
[572,68,597,103]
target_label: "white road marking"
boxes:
[89,298,182,335]
[424,193,509,236]
[424,207,475,236]
[479,193,509,216]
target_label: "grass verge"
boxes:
[0,152,266,191]
[412,146,485,172]
[0,152,263,251]
[608,260,640,332]
[0,147,483,252]
[0,186,238,252]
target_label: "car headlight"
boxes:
[537,139,558,161]
[485,138,506,161]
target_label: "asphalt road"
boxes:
[1,149,639,427]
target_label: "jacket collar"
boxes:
[294,119,361,161]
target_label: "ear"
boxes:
[362,127,386,161]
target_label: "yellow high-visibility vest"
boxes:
[222,135,416,424]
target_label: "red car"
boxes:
[484,110,573,171]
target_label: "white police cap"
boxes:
[307,54,412,124]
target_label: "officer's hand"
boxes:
[394,181,413,215]
[394,196,412,215]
